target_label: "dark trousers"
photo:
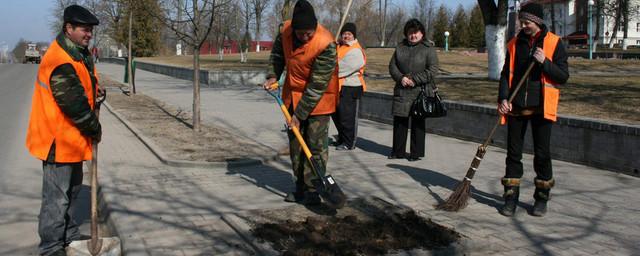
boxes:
[391,115,426,158]
[505,115,553,199]
[39,161,83,256]
[331,86,363,148]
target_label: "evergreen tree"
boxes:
[468,3,486,49]
[114,0,162,57]
[450,4,470,47]
[432,4,450,48]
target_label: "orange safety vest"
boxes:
[337,40,367,92]
[25,39,97,163]
[281,20,339,116]
[501,32,561,125]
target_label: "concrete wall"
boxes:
[360,92,640,177]
[102,58,267,87]
[101,58,640,176]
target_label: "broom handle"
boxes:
[335,0,355,39]
[465,62,536,180]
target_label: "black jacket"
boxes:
[498,25,569,108]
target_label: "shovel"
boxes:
[67,90,121,256]
[264,83,347,209]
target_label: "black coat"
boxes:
[389,39,439,117]
[498,25,569,108]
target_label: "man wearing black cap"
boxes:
[331,22,367,150]
[25,5,102,255]
[263,0,339,205]
[497,3,569,217]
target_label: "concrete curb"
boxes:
[103,101,278,169]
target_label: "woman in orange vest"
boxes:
[497,3,569,217]
[25,5,103,256]
[262,0,339,205]
[331,22,367,151]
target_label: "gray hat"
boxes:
[64,5,99,26]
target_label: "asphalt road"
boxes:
[0,64,91,255]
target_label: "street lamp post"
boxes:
[588,0,595,60]
[444,31,450,52]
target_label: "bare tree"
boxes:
[413,0,435,39]
[478,0,508,80]
[150,0,230,131]
[251,0,271,52]
[240,0,253,62]
[379,0,388,46]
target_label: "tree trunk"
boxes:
[622,0,629,50]
[594,2,601,52]
[193,47,201,131]
[380,0,387,46]
[609,0,622,48]
[128,6,135,94]
[486,25,506,80]
[478,0,508,80]
[550,3,557,33]
[256,14,261,52]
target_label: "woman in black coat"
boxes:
[388,19,439,161]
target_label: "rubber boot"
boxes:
[499,186,519,217]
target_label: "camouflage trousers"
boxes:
[288,114,330,192]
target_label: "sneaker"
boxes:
[407,156,422,161]
[330,140,343,147]
[335,144,353,151]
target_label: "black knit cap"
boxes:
[64,5,99,25]
[291,0,317,30]
[519,3,544,25]
[341,23,357,38]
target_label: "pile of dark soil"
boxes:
[252,209,460,255]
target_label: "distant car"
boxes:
[24,43,41,64]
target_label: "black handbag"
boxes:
[410,80,447,118]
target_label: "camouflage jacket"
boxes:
[267,32,337,120]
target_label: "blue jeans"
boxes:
[38,161,83,256]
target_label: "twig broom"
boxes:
[436,61,536,211]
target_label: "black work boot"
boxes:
[499,186,520,217]
[300,191,322,205]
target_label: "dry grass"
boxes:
[101,77,272,162]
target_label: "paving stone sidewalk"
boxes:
[97,63,640,255]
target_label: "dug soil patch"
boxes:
[101,77,272,162]
[245,197,464,255]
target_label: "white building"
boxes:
[531,0,640,47]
